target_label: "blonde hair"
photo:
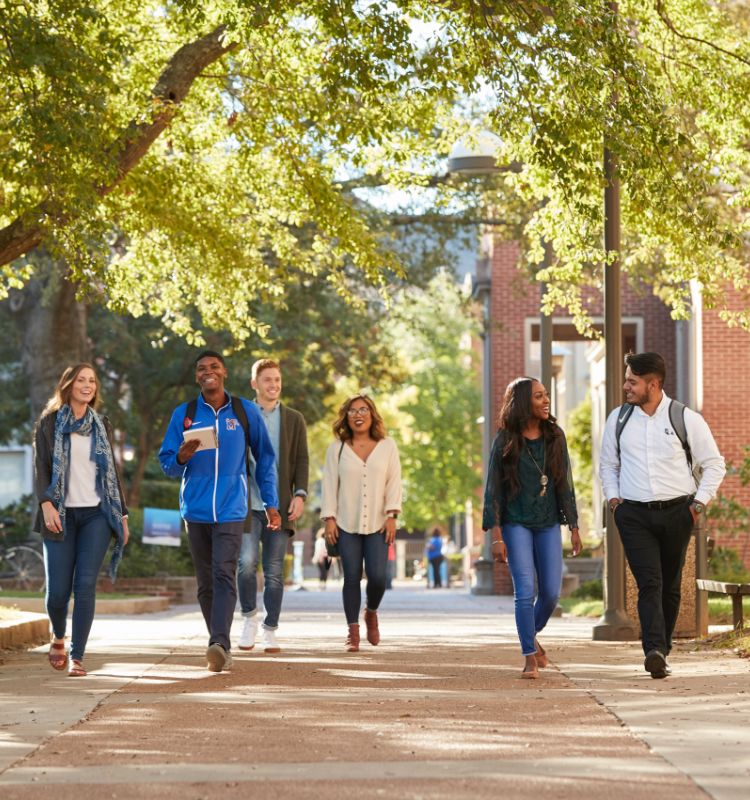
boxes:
[41,363,101,417]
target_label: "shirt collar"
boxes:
[633,391,670,418]
[255,400,280,416]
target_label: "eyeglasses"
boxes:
[347,407,371,417]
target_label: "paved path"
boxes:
[1,584,748,799]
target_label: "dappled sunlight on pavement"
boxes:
[0,585,745,798]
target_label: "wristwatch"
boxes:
[691,501,705,515]
[386,512,398,519]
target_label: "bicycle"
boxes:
[0,518,46,592]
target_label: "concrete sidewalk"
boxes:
[0,584,748,799]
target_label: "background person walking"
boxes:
[34,363,129,677]
[425,528,445,588]
[321,394,402,652]
[600,352,725,679]
[483,377,581,679]
[236,359,309,654]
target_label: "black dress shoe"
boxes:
[644,649,668,679]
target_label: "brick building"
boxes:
[481,235,750,591]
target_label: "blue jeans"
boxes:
[44,505,113,662]
[338,529,388,625]
[503,523,563,656]
[186,520,244,651]
[237,510,291,629]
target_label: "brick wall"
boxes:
[701,301,750,567]
[487,237,690,590]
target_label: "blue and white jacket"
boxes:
[159,392,279,523]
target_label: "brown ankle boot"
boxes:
[364,609,380,645]
[346,624,360,652]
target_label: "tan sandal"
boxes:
[522,654,539,679]
[48,641,67,671]
[534,638,549,668]
[68,659,87,677]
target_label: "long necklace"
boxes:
[525,441,549,497]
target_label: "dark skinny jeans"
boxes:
[44,505,113,662]
[337,529,388,624]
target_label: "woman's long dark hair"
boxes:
[497,377,566,498]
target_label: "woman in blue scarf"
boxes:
[33,363,129,677]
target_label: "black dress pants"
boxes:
[614,500,695,656]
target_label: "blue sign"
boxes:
[142,507,183,547]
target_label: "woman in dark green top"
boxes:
[483,377,582,679]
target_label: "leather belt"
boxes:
[623,495,693,510]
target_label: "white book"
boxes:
[182,426,218,451]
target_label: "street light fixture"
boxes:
[592,147,637,640]
[448,134,553,592]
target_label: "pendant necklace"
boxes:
[525,441,549,497]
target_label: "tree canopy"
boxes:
[1,0,750,339]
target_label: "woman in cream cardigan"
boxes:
[321,394,402,652]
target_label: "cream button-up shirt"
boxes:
[599,393,725,506]
[321,437,402,534]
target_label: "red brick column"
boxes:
[701,302,750,568]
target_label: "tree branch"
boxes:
[654,0,750,68]
[388,214,508,226]
[0,25,236,267]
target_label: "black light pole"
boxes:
[539,240,553,394]
[592,146,637,640]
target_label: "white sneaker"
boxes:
[262,626,281,653]
[238,616,258,651]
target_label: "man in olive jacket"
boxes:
[237,359,309,653]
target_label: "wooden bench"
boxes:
[696,579,750,630]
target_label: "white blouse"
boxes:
[321,437,402,534]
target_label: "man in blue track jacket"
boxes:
[159,351,280,672]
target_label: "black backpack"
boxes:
[184,396,252,475]
[615,399,700,481]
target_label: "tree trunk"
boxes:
[10,257,90,424]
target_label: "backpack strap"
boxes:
[230,396,252,476]
[667,399,693,470]
[183,398,198,430]
[614,403,635,460]
[616,399,694,472]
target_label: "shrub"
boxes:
[571,578,603,599]
[115,508,194,578]
[708,546,750,584]
[0,495,33,544]
[138,480,181,510]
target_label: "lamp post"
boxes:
[448,136,554,397]
[448,137,553,594]
[592,147,637,640]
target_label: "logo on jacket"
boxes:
[226,418,239,431]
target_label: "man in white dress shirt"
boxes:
[600,352,725,679]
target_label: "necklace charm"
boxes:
[525,442,549,498]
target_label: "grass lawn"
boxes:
[561,595,750,625]
[559,598,603,617]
